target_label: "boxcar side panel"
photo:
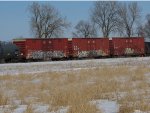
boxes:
[111,37,144,56]
[71,38,109,58]
[51,38,68,58]
[25,39,43,59]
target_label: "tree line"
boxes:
[29,1,150,38]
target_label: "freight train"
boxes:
[0,37,150,63]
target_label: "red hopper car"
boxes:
[110,37,145,56]
[13,38,69,60]
[68,38,110,58]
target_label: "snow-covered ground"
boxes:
[0,57,150,76]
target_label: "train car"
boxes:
[110,37,145,56]
[0,41,20,62]
[13,38,68,60]
[68,38,110,58]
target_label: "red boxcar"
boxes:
[110,37,145,56]
[13,38,68,60]
[68,38,110,58]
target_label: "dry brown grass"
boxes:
[0,93,8,106]
[118,82,150,113]
[119,100,150,113]
[119,103,134,113]
[67,103,99,113]
[131,67,145,81]
[1,64,150,112]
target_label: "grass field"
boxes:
[0,57,150,113]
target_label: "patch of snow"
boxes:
[0,104,68,113]
[12,105,26,113]
[92,99,119,113]
[34,105,49,113]
[49,107,68,113]
[31,79,41,84]
[0,105,11,113]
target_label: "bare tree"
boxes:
[91,1,119,38]
[29,2,69,38]
[144,14,150,38]
[72,20,97,38]
[136,25,144,37]
[117,2,141,37]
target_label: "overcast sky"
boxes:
[0,1,150,41]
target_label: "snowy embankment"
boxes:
[0,57,150,75]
